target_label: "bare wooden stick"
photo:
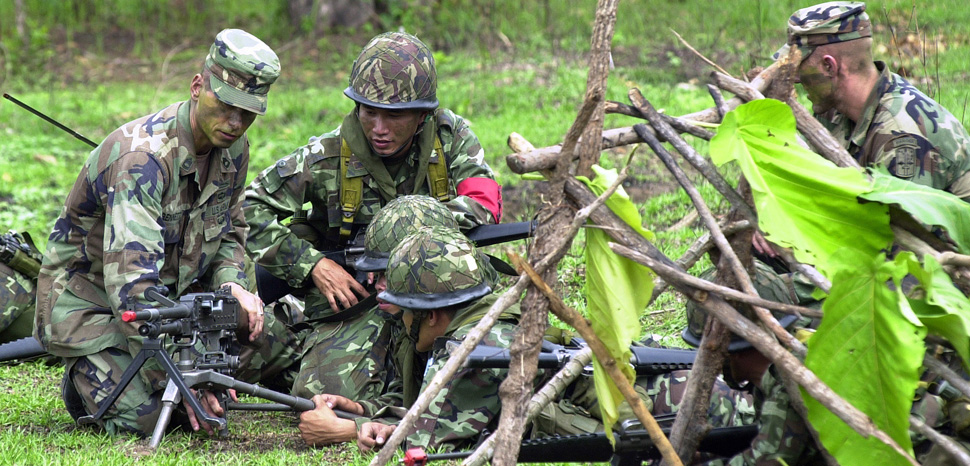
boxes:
[604,100,716,141]
[505,62,782,174]
[630,89,757,224]
[631,120,805,356]
[463,347,593,466]
[910,415,970,464]
[508,253,684,466]
[611,243,822,318]
[670,28,731,77]
[565,177,918,465]
[707,84,729,120]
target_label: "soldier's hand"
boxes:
[315,393,364,416]
[310,257,368,311]
[222,282,264,340]
[299,395,358,446]
[358,421,396,453]
[183,389,232,435]
[752,230,779,258]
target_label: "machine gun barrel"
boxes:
[465,344,696,376]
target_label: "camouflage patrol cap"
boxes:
[204,29,280,115]
[682,261,799,352]
[355,195,459,272]
[379,226,491,310]
[344,32,438,110]
[773,1,871,62]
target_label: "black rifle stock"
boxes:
[416,424,758,465]
[465,343,697,376]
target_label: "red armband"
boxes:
[456,177,503,223]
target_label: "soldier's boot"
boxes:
[61,373,87,422]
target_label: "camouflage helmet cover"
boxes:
[205,28,280,115]
[682,261,799,352]
[379,226,491,310]
[772,1,871,62]
[344,32,439,110]
[355,195,459,272]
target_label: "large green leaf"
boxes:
[861,168,970,254]
[803,251,925,465]
[577,165,655,441]
[905,255,970,369]
[710,99,892,277]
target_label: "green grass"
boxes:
[5,0,970,464]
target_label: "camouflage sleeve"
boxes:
[701,369,819,466]
[440,110,502,229]
[207,143,251,289]
[870,131,970,202]
[99,152,170,330]
[243,147,327,286]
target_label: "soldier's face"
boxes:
[402,310,434,352]
[190,73,257,154]
[357,105,426,157]
[374,274,401,315]
[796,59,837,115]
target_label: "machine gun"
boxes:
[402,420,758,466]
[77,287,332,449]
[464,341,697,376]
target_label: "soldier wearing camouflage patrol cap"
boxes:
[34,29,297,436]
[754,1,970,260]
[243,32,502,401]
[297,226,520,452]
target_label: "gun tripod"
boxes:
[77,324,314,449]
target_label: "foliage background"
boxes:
[1,0,969,464]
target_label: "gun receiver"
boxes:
[465,344,696,376]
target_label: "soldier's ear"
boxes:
[820,55,838,77]
[190,74,204,101]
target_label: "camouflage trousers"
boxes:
[63,310,301,436]
[290,307,395,400]
[0,262,36,341]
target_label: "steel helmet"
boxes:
[344,32,438,110]
[379,226,491,310]
[355,195,459,272]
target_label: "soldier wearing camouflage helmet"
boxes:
[288,195,459,402]
[681,261,824,465]
[244,32,502,401]
[34,29,296,436]
[298,226,520,452]
[755,1,970,259]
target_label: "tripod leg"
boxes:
[77,348,155,425]
[149,381,181,449]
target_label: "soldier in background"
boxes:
[35,29,292,436]
[244,31,501,401]
[0,231,42,344]
[755,1,970,259]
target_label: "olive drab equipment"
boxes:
[338,134,450,239]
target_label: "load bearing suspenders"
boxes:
[339,136,451,239]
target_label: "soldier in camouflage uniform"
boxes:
[0,232,42,343]
[299,226,518,452]
[34,29,297,436]
[290,195,460,402]
[778,1,970,198]
[244,32,502,401]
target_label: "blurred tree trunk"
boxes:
[287,0,375,33]
[15,0,28,48]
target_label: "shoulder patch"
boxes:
[889,136,920,179]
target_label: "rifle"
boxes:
[78,286,351,449]
[256,220,537,305]
[464,342,697,376]
[402,422,758,465]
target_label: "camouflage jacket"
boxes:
[243,108,499,318]
[702,366,822,466]
[35,101,251,357]
[819,61,970,200]
[360,295,517,452]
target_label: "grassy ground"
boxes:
[3,0,970,464]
